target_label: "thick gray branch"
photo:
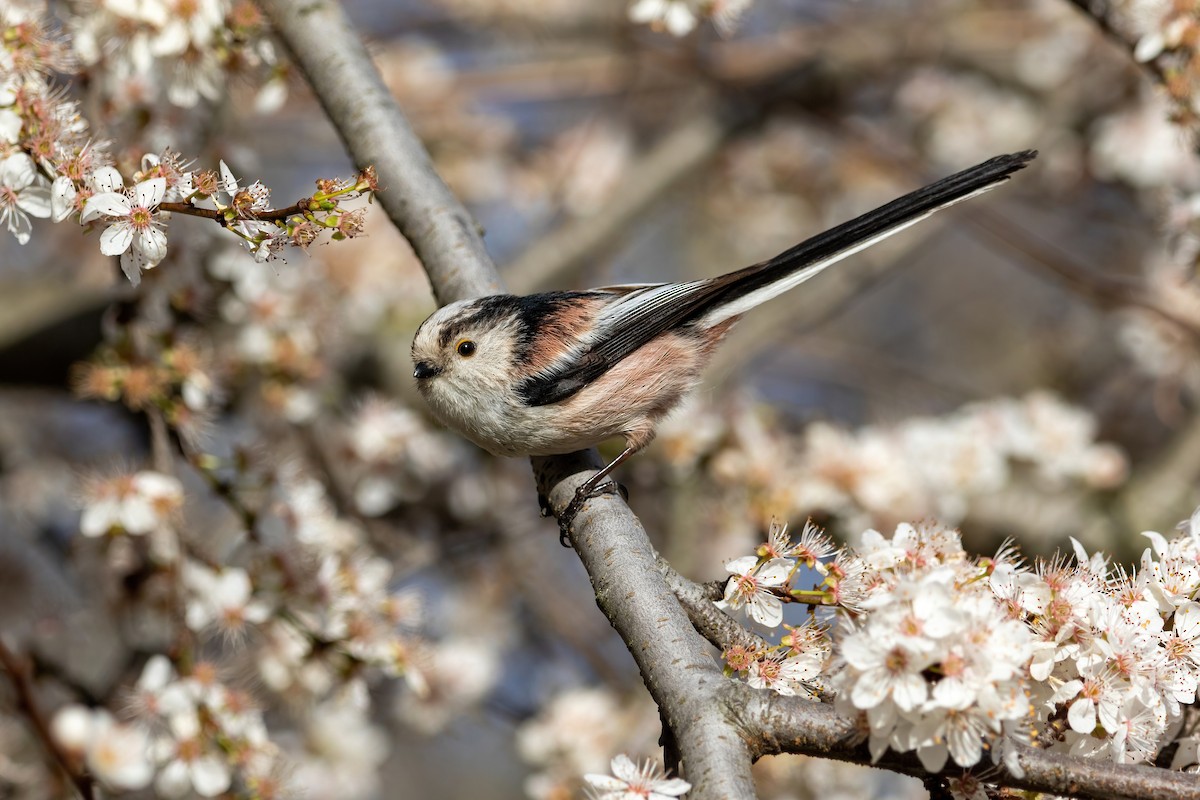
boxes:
[534,452,760,797]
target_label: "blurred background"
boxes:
[1,0,1198,797]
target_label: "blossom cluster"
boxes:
[341,396,462,516]
[833,526,1034,773]
[715,512,1200,780]
[53,657,278,797]
[1,6,375,282]
[795,392,1126,528]
[61,457,430,797]
[1121,1,1200,124]
[68,0,283,113]
[656,390,1127,541]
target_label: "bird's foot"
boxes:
[557,479,625,547]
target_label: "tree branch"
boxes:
[533,452,759,797]
[736,686,1200,800]
[1064,0,1174,88]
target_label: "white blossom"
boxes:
[154,709,232,798]
[81,171,169,285]
[182,562,272,635]
[0,153,51,244]
[716,556,793,627]
[584,754,691,800]
[51,706,153,791]
[80,471,183,537]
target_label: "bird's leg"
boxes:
[557,446,636,546]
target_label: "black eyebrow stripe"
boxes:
[434,292,608,358]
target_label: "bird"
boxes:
[411,150,1036,539]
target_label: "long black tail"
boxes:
[696,150,1037,326]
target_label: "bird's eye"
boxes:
[456,339,477,357]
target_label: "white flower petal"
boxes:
[189,756,231,797]
[99,222,134,256]
[916,742,949,773]
[83,192,132,222]
[17,185,51,218]
[134,177,166,208]
[850,674,890,709]
[80,500,119,537]
[1067,697,1096,734]
[90,166,124,194]
[609,754,638,782]
[747,594,783,627]
[0,153,36,190]
[138,655,174,691]
[219,160,237,195]
[0,108,20,144]
[756,558,795,586]
[724,555,759,577]
[50,705,95,751]
[134,226,168,263]
[583,775,627,790]
[1175,602,1200,639]
[120,246,153,285]
[891,673,928,711]
[51,176,77,221]
[653,778,692,796]
[155,760,191,798]
[4,206,32,244]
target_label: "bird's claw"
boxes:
[556,479,623,547]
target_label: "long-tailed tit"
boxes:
[412,151,1036,535]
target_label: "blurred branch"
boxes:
[970,208,1200,343]
[837,116,1200,344]
[506,110,732,293]
[0,640,94,800]
[1064,0,1173,87]
[0,282,112,355]
[1116,410,1200,536]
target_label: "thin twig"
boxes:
[158,198,315,225]
[147,407,173,476]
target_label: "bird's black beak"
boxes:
[413,361,442,380]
